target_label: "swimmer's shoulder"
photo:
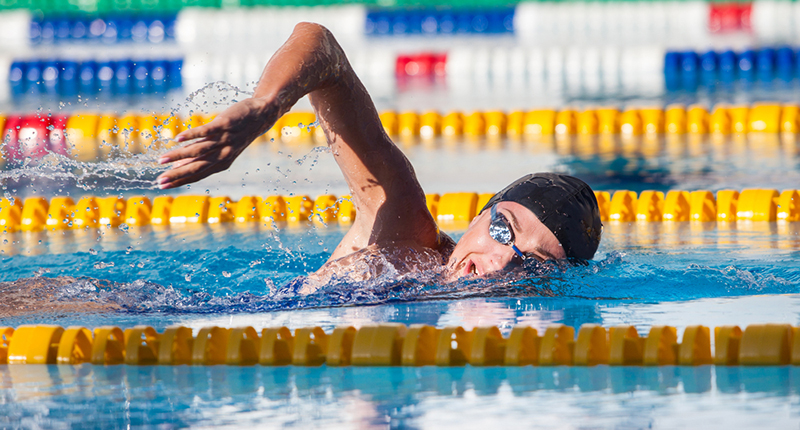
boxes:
[435,231,456,263]
[306,237,451,294]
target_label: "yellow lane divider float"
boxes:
[380,103,800,139]
[0,188,798,233]
[1,323,799,366]
[2,103,800,162]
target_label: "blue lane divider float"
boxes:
[365,8,515,36]
[9,59,182,99]
[665,47,799,91]
[30,14,177,45]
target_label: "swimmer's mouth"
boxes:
[448,256,480,280]
[458,259,478,278]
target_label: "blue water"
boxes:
[1,221,799,327]
[2,230,800,429]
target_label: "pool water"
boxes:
[2,218,800,428]
[5,0,800,426]
[2,364,800,428]
[2,131,800,427]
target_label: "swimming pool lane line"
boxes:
[1,188,798,233]
[0,323,796,367]
[2,103,799,165]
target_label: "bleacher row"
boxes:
[2,323,799,367]
[0,2,797,104]
[14,46,800,101]
[8,58,184,99]
[0,187,798,233]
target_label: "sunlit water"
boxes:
[2,364,800,429]
[2,221,800,428]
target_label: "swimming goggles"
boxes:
[489,205,526,261]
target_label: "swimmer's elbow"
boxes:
[292,22,345,59]
[293,22,334,42]
[291,22,348,81]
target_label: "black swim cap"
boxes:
[480,173,602,260]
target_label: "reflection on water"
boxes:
[0,364,798,428]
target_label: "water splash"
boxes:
[0,151,164,193]
[0,81,261,195]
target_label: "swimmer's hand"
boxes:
[157,23,345,190]
[156,98,279,189]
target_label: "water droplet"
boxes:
[89,248,98,255]
[126,246,133,254]
[185,274,192,282]
[222,271,231,278]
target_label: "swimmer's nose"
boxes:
[475,252,512,275]
[486,242,519,272]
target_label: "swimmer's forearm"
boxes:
[250,23,347,116]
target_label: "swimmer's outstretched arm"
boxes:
[158,23,439,259]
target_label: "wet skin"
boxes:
[447,201,566,281]
[156,23,565,284]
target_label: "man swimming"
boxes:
[156,23,602,288]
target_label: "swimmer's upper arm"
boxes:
[297,25,438,250]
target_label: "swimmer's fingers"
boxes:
[176,99,268,144]
[174,117,224,143]
[157,159,215,189]
[157,158,222,189]
[168,157,195,169]
[159,138,218,164]
[157,145,241,189]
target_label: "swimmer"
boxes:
[157,23,602,290]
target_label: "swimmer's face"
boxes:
[446,201,566,280]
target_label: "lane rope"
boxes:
[0,323,796,366]
[1,188,798,233]
[3,104,800,164]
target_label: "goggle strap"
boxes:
[511,244,526,260]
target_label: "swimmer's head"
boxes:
[446,173,602,279]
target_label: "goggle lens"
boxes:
[489,205,526,261]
